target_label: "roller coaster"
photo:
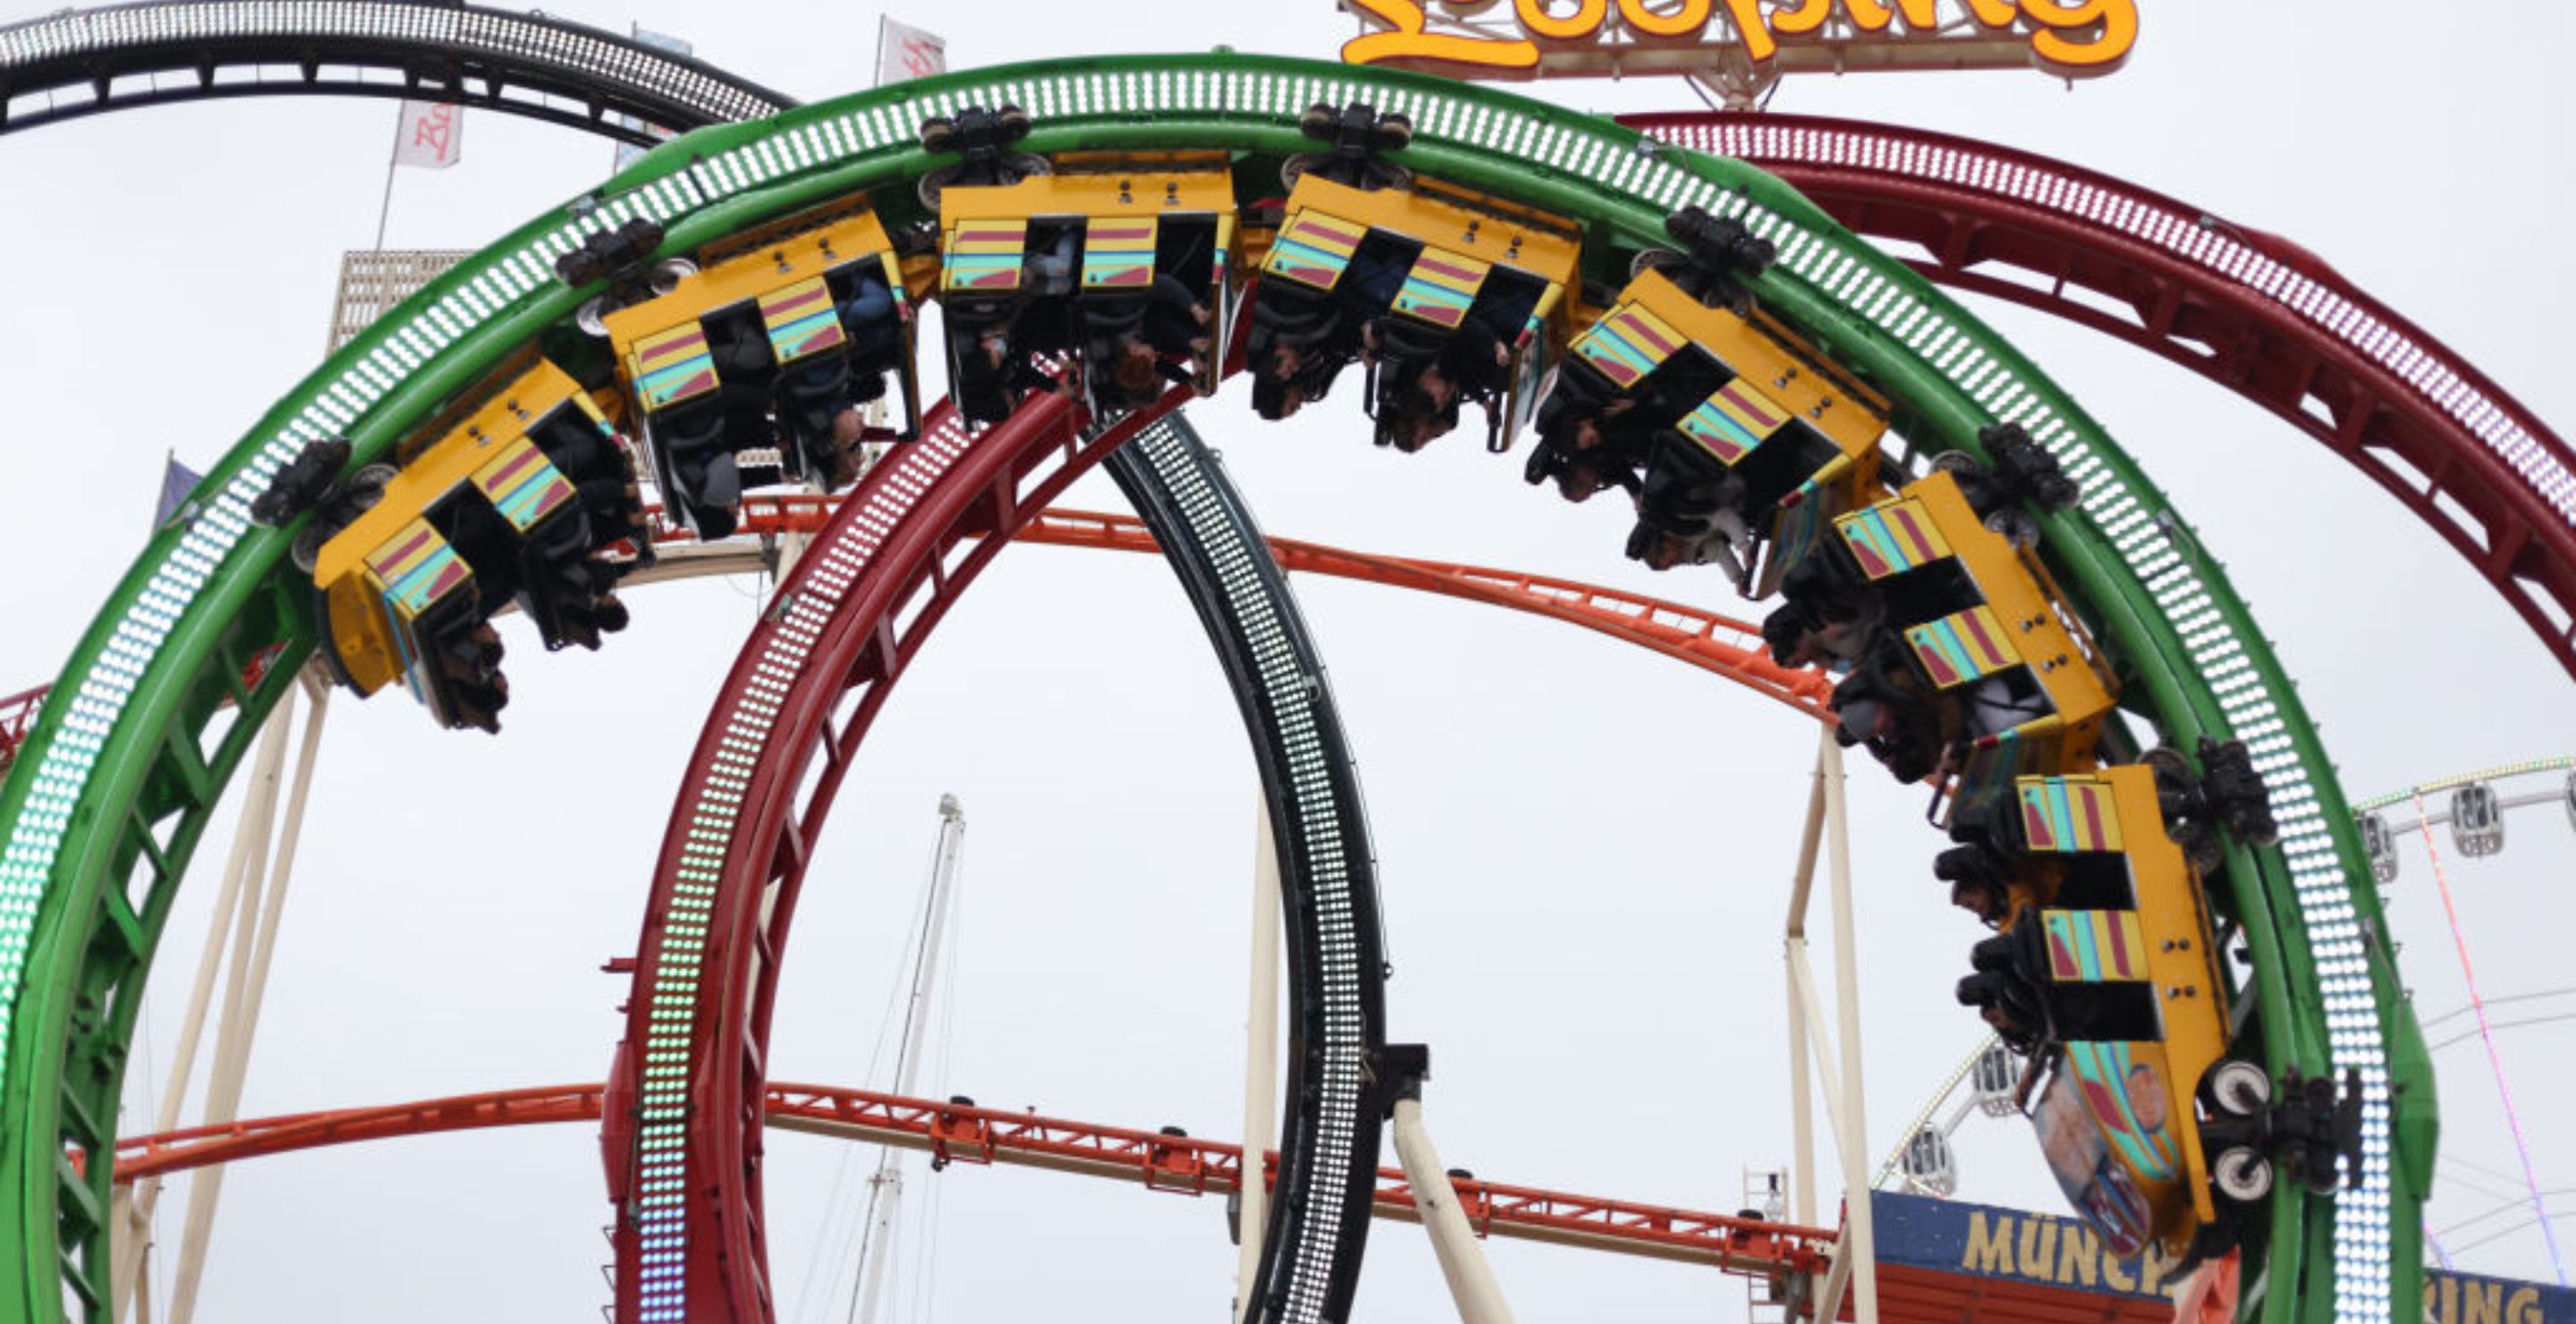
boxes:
[7,4,2574,1323]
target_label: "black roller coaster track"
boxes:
[1101,415,1392,1324]
[0,1,790,141]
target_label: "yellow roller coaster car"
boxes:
[1959,765,2239,1264]
[1809,468,2116,788]
[604,204,918,529]
[1569,266,1889,594]
[1261,172,1580,448]
[313,360,627,730]
[939,152,1241,413]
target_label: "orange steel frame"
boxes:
[712,494,1834,717]
[106,1083,1835,1279]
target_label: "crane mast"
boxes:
[849,794,968,1324]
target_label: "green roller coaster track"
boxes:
[0,53,2430,1324]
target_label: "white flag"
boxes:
[612,26,696,173]
[877,17,946,88]
[392,100,462,170]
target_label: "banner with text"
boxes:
[1872,1191,2574,1324]
[391,100,462,169]
[877,16,945,87]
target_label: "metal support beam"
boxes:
[1235,801,1283,1324]
[1780,730,1876,1324]
[108,697,292,1322]
[161,679,329,1324]
[1390,1098,1515,1324]
[849,796,967,1324]
[1781,760,1827,1229]
[1818,733,1877,1324]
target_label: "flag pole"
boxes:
[371,106,402,251]
[871,16,887,89]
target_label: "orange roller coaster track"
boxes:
[105,1082,1835,1279]
[704,495,1834,717]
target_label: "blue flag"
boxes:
[155,452,204,530]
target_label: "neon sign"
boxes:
[1342,1,2137,84]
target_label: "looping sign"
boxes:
[1342,0,2138,82]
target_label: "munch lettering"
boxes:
[1953,1210,2167,1298]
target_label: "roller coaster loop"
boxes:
[0,45,2449,1324]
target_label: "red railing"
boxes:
[0,686,40,774]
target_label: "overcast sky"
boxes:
[3,3,2573,1320]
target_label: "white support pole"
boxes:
[1817,734,1877,1324]
[1234,801,1283,1324]
[1778,731,1879,1324]
[1816,1230,1856,1324]
[1781,760,1827,1227]
[109,704,286,1321]
[850,795,968,1324]
[1790,934,1865,1324]
[165,680,329,1324]
[772,530,811,589]
[164,743,284,1324]
[1390,1098,1516,1324]
[1784,946,1846,1125]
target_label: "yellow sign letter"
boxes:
[1343,0,1543,73]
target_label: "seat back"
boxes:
[1391,245,1489,331]
[1080,216,1157,291]
[943,217,1029,293]
[630,323,722,412]
[361,518,474,712]
[758,276,847,367]
[469,436,577,534]
[1263,208,1362,292]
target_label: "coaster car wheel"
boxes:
[648,258,697,296]
[250,437,354,528]
[1279,151,1411,193]
[2210,1145,2275,1205]
[2199,1058,2273,1119]
[285,463,392,576]
[1630,247,1684,281]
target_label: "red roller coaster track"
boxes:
[106,1082,1834,1277]
[1635,112,2576,679]
[606,390,1195,1322]
[1018,508,1831,716]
